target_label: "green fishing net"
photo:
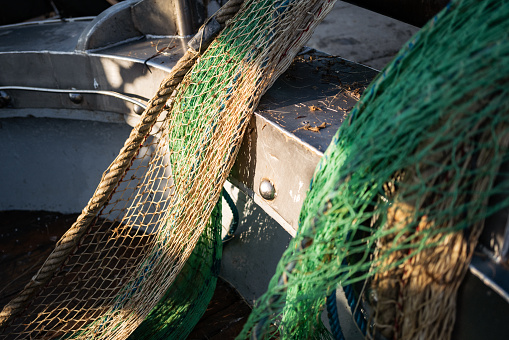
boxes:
[239,0,509,338]
[0,0,337,338]
[130,201,222,340]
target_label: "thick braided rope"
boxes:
[0,50,197,329]
[216,0,244,25]
[0,0,244,328]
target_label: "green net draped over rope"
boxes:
[239,0,509,338]
[0,0,336,338]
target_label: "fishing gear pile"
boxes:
[240,0,509,338]
[0,0,335,338]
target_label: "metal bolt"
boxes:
[69,89,83,104]
[133,104,144,115]
[259,179,276,200]
[0,90,11,108]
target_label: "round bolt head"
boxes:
[259,179,276,200]
[133,104,144,115]
[69,92,83,104]
[0,90,11,108]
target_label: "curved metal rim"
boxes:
[0,86,148,110]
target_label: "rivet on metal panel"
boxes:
[259,179,276,200]
[69,89,83,104]
[0,90,11,108]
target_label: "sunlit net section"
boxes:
[0,0,337,338]
[240,0,509,339]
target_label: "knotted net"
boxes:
[240,0,509,338]
[0,0,335,338]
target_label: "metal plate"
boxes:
[231,51,378,233]
[0,20,92,53]
[258,52,377,152]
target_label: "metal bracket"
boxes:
[76,0,206,51]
